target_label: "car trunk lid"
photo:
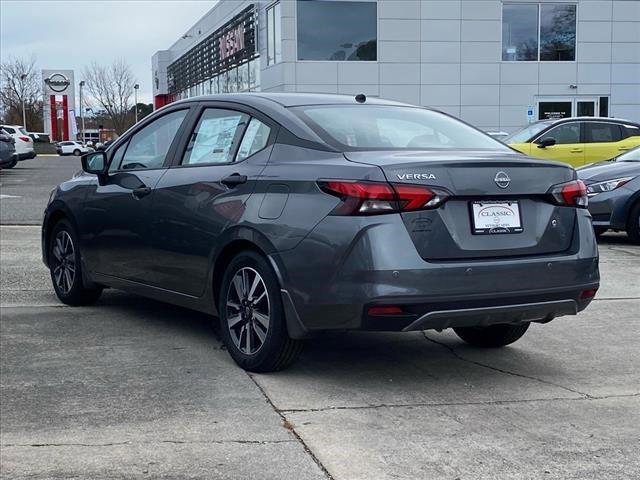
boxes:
[345,150,578,260]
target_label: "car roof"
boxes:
[174,92,412,108]
[546,116,639,126]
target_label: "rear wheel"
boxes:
[626,201,640,245]
[49,220,103,305]
[219,251,303,372]
[454,323,530,348]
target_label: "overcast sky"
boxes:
[1,0,216,104]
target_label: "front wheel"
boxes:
[626,201,640,245]
[219,251,302,372]
[49,219,103,306]
[454,323,530,348]
[73,149,81,156]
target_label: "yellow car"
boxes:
[506,117,640,168]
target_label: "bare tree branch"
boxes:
[0,55,43,130]
[83,59,136,134]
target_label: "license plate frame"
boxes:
[470,200,523,235]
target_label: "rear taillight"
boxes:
[549,180,588,208]
[318,180,450,216]
[19,136,31,142]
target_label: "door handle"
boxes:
[132,186,152,199]
[619,147,630,151]
[221,174,248,188]
[570,148,583,153]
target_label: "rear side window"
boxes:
[120,109,188,170]
[622,125,640,139]
[2,127,16,134]
[539,123,580,145]
[236,118,271,161]
[182,109,249,165]
[585,123,622,143]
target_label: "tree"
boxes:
[0,55,43,131]
[130,103,153,121]
[83,59,136,134]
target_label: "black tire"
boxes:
[593,226,607,238]
[626,201,640,245]
[73,149,81,156]
[49,219,103,306]
[219,250,303,372]
[453,323,530,348]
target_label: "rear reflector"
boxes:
[580,288,598,299]
[368,306,404,316]
[549,180,588,208]
[318,180,450,215]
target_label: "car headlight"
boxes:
[586,177,635,197]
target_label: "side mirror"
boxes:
[81,151,108,176]
[537,137,557,148]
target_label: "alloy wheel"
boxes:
[226,267,270,355]
[52,230,76,295]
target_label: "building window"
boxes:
[266,2,282,65]
[502,3,576,62]
[297,0,377,61]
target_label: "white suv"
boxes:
[0,125,36,160]
[56,141,94,156]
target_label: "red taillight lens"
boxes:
[580,288,598,299]
[318,181,397,215]
[19,136,31,142]
[318,180,450,216]
[549,180,588,208]
[368,306,404,316]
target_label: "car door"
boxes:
[584,122,626,163]
[80,108,191,284]
[531,121,585,167]
[150,104,276,296]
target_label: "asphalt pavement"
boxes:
[1,156,639,479]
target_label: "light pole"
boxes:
[134,84,139,123]
[20,73,27,129]
[79,80,85,143]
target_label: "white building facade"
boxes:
[152,0,640,133]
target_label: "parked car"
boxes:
[0,128,18,169]
[578,145,640,244]
[42,93,599,372]
[506,117,640,168]
[56,141,94,156]
[0,124,36,160]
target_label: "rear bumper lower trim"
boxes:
[402,299,578,332]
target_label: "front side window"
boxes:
[236,118,271,161]
[297,0,377,61]
[585,123,622,143]
[538,123,580,145]
[120,109,187,170]
[266,2,282,65]
[182,109,249,165]
[294,106,510,151]
[502,3,576,62]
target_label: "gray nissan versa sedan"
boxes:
[42,93,600,372]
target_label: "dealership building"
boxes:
[152,0,640,133]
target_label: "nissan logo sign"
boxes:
[45,73,70,93]
[494,171,511,189]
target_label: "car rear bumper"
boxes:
[273,210,599,338]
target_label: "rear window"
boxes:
[293,105,510,151]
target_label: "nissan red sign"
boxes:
[219,25,245,61]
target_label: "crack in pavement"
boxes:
[278,392,640,414]
[422,332,596,398]
[247,372,335,480]
[2,439,295,448]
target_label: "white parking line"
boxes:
[0,194,21,199]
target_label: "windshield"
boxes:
[504,121,554,144]
[618,146,640,162]
[293,105,511,151]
